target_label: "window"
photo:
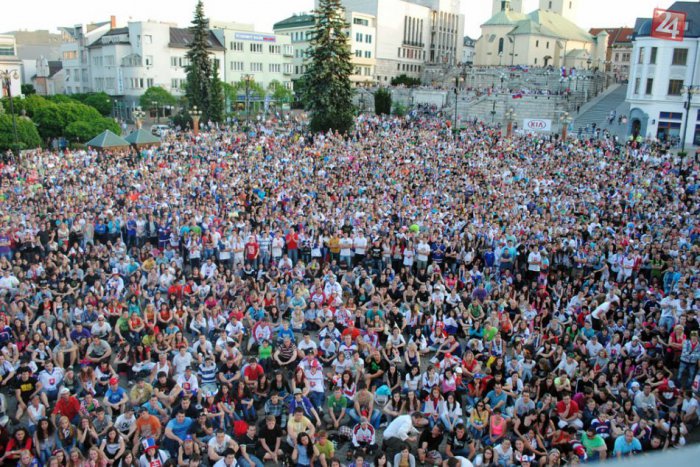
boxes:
[170,56,178,67]
[172,78,178,89]
[145,56,153,66]
[634,77,640,94]
[230,61,244,71]
[251,62,263,72]
[672,48,688,66]
[356,32,363,43]
[659,112,682,120]
[63,51,77,60]
[269,45,281,54]
[548,1,552,8]
[81,70,88,82]
[144,35,152,44]
[284,63,292,74]
[646,78,653,94]
[269,63,281,73]
[536,40,539,47]
[105,55,115,66]
[0,45,14,56]
[93,56,102,66]
[546,41,550,49]
[353,18,368,26]
[638,47,644,64]
[668,79,684,95]
[365,34,372,43]
[146,78,154,87]
[250,43,263,53]
[230,41,244,51]
[364,50,371,58]
[498,37,504,54]
[534,57,538,64]
[650,47,657,64]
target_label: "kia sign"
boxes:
[523,119,552,132]
[651,9,686,42]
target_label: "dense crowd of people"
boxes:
[0,112,698,467]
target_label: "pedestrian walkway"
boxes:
[573,84,629,140]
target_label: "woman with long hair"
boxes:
[34,418,57,465]
[56,416,78,451]
[292,432,319,467]
[99,427,126,465]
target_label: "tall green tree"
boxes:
[139,86,177,112]
[374,88,391,115]
[268,80,293,104]
[208,61,224,123]
[302,0,355,134]
[185,0,213,121]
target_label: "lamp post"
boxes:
[504,107,517,138]
[560,111,572,140]
[680,84,700,156]
[151,100,160,124]
[587,58,592,71]
[453,63,468,133]
[0,69,20,153]
[243,74,254,133]
[133,107,146,130]
[189,105,202,136]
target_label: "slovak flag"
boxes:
[561,66,567,77]
[512,92,523,99]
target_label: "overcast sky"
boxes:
[1,0,666,38]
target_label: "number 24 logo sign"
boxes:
[652,8,686,42]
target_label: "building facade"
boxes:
[274,10,377,86]
[0,35,23,97]
[475,0,607,69]
[331,0,464,83]
[211,22,294,90]
[627,1,700,149]
[462,36,476,64]
[590,27,634,82]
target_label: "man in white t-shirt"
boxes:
[527,245,541,281]
[339,233,354,269]
[38,361,64,403]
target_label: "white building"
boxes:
[627,1,700,149]
[211,22,294,90]
[0,35,23,97]
[475,0,607,69]
[60,19,113,95]
[462,36,476,64]
[274,10,377,85]
[323,0,464,83]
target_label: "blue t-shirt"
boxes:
[105,387,126,404]
[613,436,641,456]
[166,417,194,439]
[485,389,507,409]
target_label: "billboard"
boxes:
[523,119,552,132]
[234,32,276,43]
[651,9,687,41]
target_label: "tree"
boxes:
[64,118,120,143]
[374,88,392,115]
[21,84,36,96]
[185,0,213,121]
[82,92,113,116]
[32,101,103,140]
[391,74,421,87]
[268,80,293,104]
[208,61,224,123]
[0,115,41,151]
[302,0,355,134]
[139,86,177,113]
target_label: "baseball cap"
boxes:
[109,376,119,385]
[294,388,302,395]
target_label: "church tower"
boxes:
[492,0,523,16]
[539,0,578,22]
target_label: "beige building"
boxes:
[475,0,607,69]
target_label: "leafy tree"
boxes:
[374,88,391,115]
[1,94,49,117]
[82,92,113,116]
[32,101,102,140]
[391,74,421,87]
[65,118,120,143]
[21,84,36,95]
[185,0,213,121]
[139,86,177,112]
[392,102,408,117]
[302,0,355,134]
[0,115,42,151]
[268,80,293,103]
[208,61,224,123]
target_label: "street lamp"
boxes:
[189,105,202,136]
[504,107,517,138]
[680,84,700,155]
[453,63,469,133]
[243,74,254,133]
[0,69,20,153]
[151,100,160,123]
[560,111,572,140]
[132,107,146,130]
[586,58,592,71]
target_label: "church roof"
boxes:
[509,19,559,38]
[526,9,592,42]
[482,10,528,27]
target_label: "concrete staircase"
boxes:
[572,84,629,139]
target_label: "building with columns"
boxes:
[475,0,607,70]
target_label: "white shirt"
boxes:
[383,414,418,441]
[38,367,64,391]
[527,251,542,271]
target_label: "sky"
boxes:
[1,0,668,38]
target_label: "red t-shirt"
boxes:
[53,395,81,421]
[286,232,299,249]
[556,399,579,418]
[244,364,264,382]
